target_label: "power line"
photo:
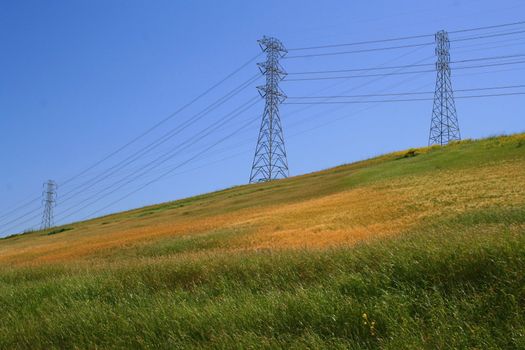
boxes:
[284,42,435,59]
[285,81,435,142]
[288,62,434,75]
[278,51,436,164]
[0,212,42,237]
[454,66,525,78]
[448,20,525,34]
[0,53,263,230]
[55,98,259,222]
[281,50,441,143]
[0,205,42,232]
[0,196,40,223]
[54,98,261,222]
[83,115,261,221]
[56,52,263,189]
[285,28,525,60]
[282,47,433,120]
[287,53,525,75]
[288,33,434,51]
[102,75,437,190]
[451,29,525,43]
[283,60,525,81]
[453,35,525,53]
[454,59,525,70]
[287,84,525,99]
[285,69,435,81]
[283,92,525,105]
[286,20,525,53]
[453,53,525,63]
[454,92,525,99]
[0,74,261,233]
[288,20,525,51]
[56,74,261,206]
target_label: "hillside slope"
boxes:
[1,134,524,349]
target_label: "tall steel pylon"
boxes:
[40,180,57,230]
[428,30,461,146]
[249,36,289,183]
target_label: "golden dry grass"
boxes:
[1,135,524,266]
[2,160,524,266]
[236,160,525,249]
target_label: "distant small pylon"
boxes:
[40,180,57,230]
[428,30,461,146]
[249,36,289,183]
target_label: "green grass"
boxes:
[0,134,524,348]
[1,210,524,349]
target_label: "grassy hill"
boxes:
[1,134,524,349]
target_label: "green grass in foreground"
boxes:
[1,206,524,349]
[1,134,524,349]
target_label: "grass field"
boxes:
[1,134,524,349]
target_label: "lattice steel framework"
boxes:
[249,36,289,183]
[40,180,57,230]
[429,30,461,146]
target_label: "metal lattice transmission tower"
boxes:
[249,36,289,183]
[40,180,57,230]
[429,30,461,146]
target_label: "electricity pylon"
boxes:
[249,36,289,183]
[40,180,57,230]
[429,30,461,146]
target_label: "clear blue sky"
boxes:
[1,0,524,236]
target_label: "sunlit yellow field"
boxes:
[2,134,524,266]
[1,134,524,349]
